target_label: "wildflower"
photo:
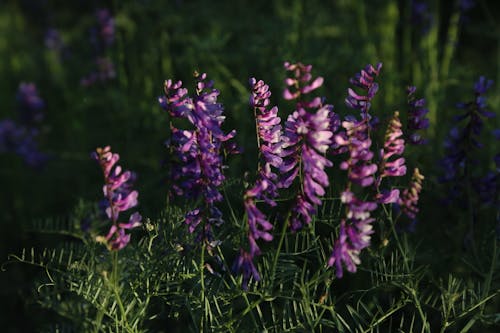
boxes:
[406,86,429,145]
[328,191,376,278]
[378,112,406,182]
[281,106,334,231]
[283,61,324,109]
[0,119,47,167]
[345,62,382,122]
[96,9,115,47]
[92,146,141,250]
[232,247,260,290]
[80,57,116,86]
[160,73,236,240]
[399,168,424,220]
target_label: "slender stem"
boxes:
[112,251,129,330]
[200,242,206,331]
[270,213,290,287]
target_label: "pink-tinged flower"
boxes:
[160,73,236,241]
[283,61,324,109]
[336,119,377,187]
[377,112,406,190]
[399,168,424,219]
[92,146,142,251]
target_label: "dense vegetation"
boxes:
[1,0,499,332]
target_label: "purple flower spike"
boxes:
[283,62,324,109]
[96,9,115,47]
[328,190,376,278]
[232,248,261,290]
[160,73,236,241]
[335,119,377,187]
[399,168,424,220]
[280,105,334,231]
[92,146,142,251]
[406,86,429,145]
[345,63,382,121]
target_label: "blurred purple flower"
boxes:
[96,8,115,47]
[17,82,45,125]
[440,76,494,191]
[80,57,116,86]
[92,146,142,250]
[45,28,65,54]
[411,0,434,34]
[406,86,429,145]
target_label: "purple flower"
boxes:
[17,83,44,125]
[345,63,382,123]
[92,146,142,251]
[399,168,424,220]
[232,247,261,290]
[45,28,65,54]
[160,73,236,240]
[406,86,429,145]
[280,106,334,231]
[0,119,47,168]
[283,61,324,109]
[411,0,434,34]
[335,119,377,187]
[328,191,376,278]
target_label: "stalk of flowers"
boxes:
[159,72,236,242]
[233,78,282,289]
[92,146,142,251]
[399,167,425,220]
[345,62,382,123]
[279,62,335,231]
[406,86,429,145]
[375,111,407,204]
[328,63,381,277]
[283,61,324,110]
[439,76,494,200]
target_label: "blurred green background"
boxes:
[1,0,499,331]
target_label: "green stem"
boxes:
[270,213,290,287]
[200,242,206,331]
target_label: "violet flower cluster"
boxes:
[92,146,142,251]
[233,78,281,289]
[0,83,47,167]
[159,73,236,242]
[280,62,335,231]
[328,63,383,277]
[345,62,382,123]
[406,86,430,145]
[440,76,494,196]
[81,8,116,87]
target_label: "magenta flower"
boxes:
[160,73,236,241]
[92,146,142,250]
